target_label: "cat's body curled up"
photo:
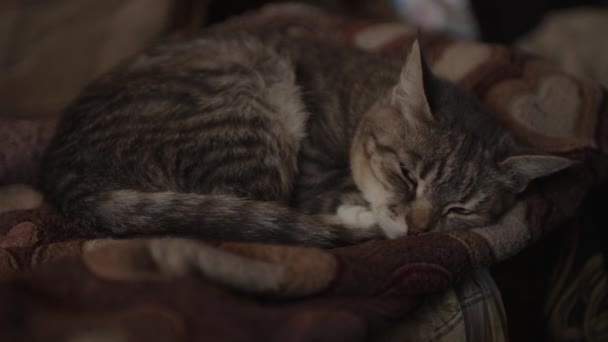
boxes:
[40,32,573,247]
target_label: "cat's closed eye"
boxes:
[445,206,473,216]
[399,162,416,185]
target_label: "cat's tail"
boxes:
[79,190,380,247]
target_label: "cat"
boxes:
[39,32,573,247]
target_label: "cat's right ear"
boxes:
[500,154,575,192]
[392,39,434,124]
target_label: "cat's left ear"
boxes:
[500,154,575,192]
[392,39,433,123]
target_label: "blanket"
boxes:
[1,4,607,341]
[519,7,608,88]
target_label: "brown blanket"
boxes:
[1,4,607,341]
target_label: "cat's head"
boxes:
[351,39,573,238]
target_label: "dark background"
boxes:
[204,0,608,43]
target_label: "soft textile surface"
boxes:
[1,4,607,341]
[519,7,608,87]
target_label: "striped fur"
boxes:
[40,33,572,246]
[350,40,573,237]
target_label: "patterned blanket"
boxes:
[1,4,607,341]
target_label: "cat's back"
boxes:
[41,33,306,202]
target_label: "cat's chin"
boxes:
[374,210,409,239]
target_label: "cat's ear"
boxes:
[392,39,433,123]
[500,155,575,192]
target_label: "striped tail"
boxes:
[77,190,379,247]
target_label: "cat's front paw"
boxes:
[335,204,377,229]
[334,204,410,239]
[376,215,409,239]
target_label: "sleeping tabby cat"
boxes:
[40,33,573,247]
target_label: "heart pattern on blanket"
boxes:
[510,75,581,139]
[505,74,601,152]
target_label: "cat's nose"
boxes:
[406,201,433,234]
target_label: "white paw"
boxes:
[336,204,377,229]
[376,214,409,238]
